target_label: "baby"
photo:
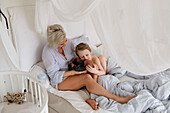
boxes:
[68,58,98,82]
[68,57,86,72]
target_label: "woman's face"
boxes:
[58,37,67,48]
[77,49,92,61]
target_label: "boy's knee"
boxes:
[83,74,93,81]
[84,74,92,78]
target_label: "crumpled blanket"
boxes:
[91,57,170,113]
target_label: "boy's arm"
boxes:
[86,56,106,76]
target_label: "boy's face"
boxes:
[77,49,92,61]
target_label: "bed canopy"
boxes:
[36,0,170,74]
[0,0,170,75]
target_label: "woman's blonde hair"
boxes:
[47,24,66,48]
[75,43,91,56]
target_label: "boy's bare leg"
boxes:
[92,74,98,83]
[86,99,98,110]
[86,74,99,110]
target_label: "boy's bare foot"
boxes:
[116,96,136,104]
[86,99,98,110]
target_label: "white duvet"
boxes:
[91,73,170,113]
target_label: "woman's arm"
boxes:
[43,53,87,87]
[63,70,87,77]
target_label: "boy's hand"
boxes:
[86,65,98,74]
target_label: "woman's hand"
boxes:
[63,70,87,77]
[86,65,98,74]
[72,70,87,75]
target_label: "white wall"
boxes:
[0,0,35,35]
[1,0,36,42]
[1,0,35,9]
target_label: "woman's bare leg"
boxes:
[58,74,135,104]
[58,74,98,110]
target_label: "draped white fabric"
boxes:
[0,22,19,71]
[35,0,101,36]
[35,0,170,74]
[91,0,170,74]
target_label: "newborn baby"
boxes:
[68,57,85,71]
[68,57,94,71]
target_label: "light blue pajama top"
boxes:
[42,39,75,88]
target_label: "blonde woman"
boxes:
[42,24,135,110]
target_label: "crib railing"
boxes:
[0,71,48,113]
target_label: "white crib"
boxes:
[0,71,48,113]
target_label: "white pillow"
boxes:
[71,35,101,56]
[7,6,46,72]
[29,62,50,88]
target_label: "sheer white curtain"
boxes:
[35,0,170,74]
[0,22,19,71]
[91,0,170,74]
[35,0,101,36]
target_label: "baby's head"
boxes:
[75,43,92,61]
[84,59,94,68]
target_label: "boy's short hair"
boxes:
[75,43,91,56]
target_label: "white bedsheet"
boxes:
[44,75,135,113]
[47,85,112,113]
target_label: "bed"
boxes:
[1,1,170,113]
[29,60,136,113]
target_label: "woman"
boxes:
[42,24,135,110]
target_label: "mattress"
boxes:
[0,102,38,113]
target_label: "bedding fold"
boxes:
[91,69,170,113]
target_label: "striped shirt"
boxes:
[42,39,75,88]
